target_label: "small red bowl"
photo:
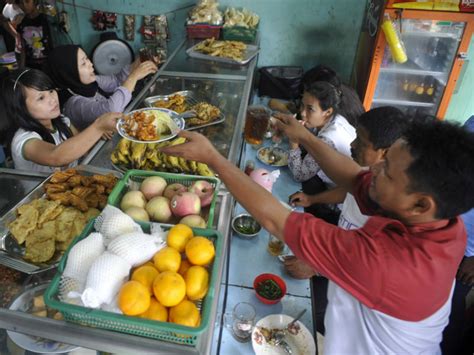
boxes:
[253,273,287,305]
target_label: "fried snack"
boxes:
[83,208,100,221]
[85,193,99,208]
[98,194,108,209]
[92,174,118,187]
[55,208,80,242]
[8,205,39,244]
[68,193,89,212]
[92,184,105,195]
[187,102,221,126]
[194,38,247,61]
[47,192,71,206]
[67,175,82,188]
[80,175,94,187]
[153,94,188,113]
[32,199,63,226]
[71,186,94,199]
[44,183,68,194]
[24,221,56,263]
[50,169,77,183]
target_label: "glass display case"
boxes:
[362,9,474,118]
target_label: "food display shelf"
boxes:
[0,38,258,354]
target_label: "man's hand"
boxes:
[284,256,318,279]
[289,191,313,208]
[159,130,221,166]
[273,112,310,146]
[457,256,474,286]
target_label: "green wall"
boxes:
[444,35,474,125]
[62,0,366,82]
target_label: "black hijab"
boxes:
[47,45,103,106]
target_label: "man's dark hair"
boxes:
[358,106,410,149]
[403,120,474,219]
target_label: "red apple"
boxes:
[179,215,207,228]
[140,176,167,200]
[163,183,187,200]
[188,180,214,207]
[145,196,172,222]
[170,192,201,217]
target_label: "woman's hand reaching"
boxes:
[94,112,122,133]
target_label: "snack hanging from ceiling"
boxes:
[194,38,247,61]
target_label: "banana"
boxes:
[117,138,131,157]
[111,151,120,165]
[117,151,130,165]
[188,160,198,173]
[178,157,191,173]
[130,142,147,169]
[197,162,214,177]
[167,154,181,171]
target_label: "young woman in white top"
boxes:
[2,69,120,173]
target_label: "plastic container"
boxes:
[186,24,222,39]
[107,170,221,228]
[222,25,258,43]
[44,219,223,346]
[253,273,286,305]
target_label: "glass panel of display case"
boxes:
[0,173,44,217]
[372,19,465,117]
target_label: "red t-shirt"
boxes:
[284,171,466,321]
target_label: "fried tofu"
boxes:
[8,205,39,245]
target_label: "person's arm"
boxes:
[289,186,347,207]
[22,112,120,167]
[160,130,291,240]
[274,113,362,193]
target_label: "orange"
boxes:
[153,247,181,272]
[167,224,194,252]
[139,297,168,322]
[131,265,159,295]
[178,259,192,276]
[153,271,186,307]
[185,265,209,300]
[118,281,151,316]
[136,261,155,269]
[169,299,200,327]
[185,236,215,266]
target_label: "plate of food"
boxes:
[7,283,80,354]
[117,108,185,143]
[256,147,289,167]
[252,314,315,355]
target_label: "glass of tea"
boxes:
[267,233,285,256]
[244,105,271,147]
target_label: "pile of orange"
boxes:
[116,224,215,328]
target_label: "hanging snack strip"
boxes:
[124,15,135,41]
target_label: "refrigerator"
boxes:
[360,6,474,119]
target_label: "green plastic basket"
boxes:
[222,25,258,43]
[44,219,223,346]
[107,170,221,229]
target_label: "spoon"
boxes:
[176,110,197,120]
[286,309,306,330]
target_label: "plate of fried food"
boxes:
[117,108,185,143]
[186,38,259,65]
[145,91,225,130]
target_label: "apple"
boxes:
[163,183,187,200]
[124,206,150,222]
[146,196,172,223]
[140,176,167,200]
[170,192,201,217]
[188,180,214,208]
[179,215,207,228]
[120,190,146,211]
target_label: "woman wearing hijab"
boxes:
[47,44,157,131]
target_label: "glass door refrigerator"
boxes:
[362,8,474,119]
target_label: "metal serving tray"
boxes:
[186,42,259,66]
[0,165,122,274]
[144,90,226,131]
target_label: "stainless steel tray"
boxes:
[144,90,226,131]
[0,165,122,274]
[186,42,259,65]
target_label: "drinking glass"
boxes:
[267,233,285,256]
[225,302,256,342]
[244,105,271,147]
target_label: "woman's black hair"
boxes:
[304,81,342,114]
[2,69,73,147]
[303,64,365,125]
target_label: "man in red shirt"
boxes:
[161,117,474,353]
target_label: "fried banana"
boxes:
[50,169,77,183]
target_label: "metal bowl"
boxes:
[231,214,261,239]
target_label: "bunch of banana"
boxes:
[111,137,215,176]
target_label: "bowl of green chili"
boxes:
[253,273,286,305]
[232,213,262,239]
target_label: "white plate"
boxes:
[257,147,289,167]
[7,283,80,354]
[252,314,315,355]
[117,108,185,144]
